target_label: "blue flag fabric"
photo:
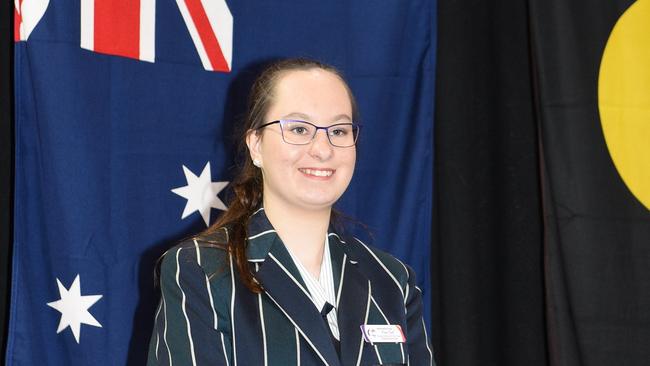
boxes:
[7,1,435,364]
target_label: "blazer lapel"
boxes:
[255,241,341,366]
[330,235,373,366]
[247,209,341,366]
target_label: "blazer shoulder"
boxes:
[348,237,411,290]
[159,227,231,280]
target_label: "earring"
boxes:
[253,159,261,168]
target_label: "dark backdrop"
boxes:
[433,0,548,365]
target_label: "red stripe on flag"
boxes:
[184,0,229,71]
[14,0,22,42]
[94,0,140,59]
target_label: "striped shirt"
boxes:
[285,235,340,340]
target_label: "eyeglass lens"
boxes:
[280,120,358,147]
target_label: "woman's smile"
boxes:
[298,168,335,179]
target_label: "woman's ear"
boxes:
[245,129,263,167]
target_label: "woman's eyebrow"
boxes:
[281,112,312,121]
[281,112,352,123]
[330,114,353,122]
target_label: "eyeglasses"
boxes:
[256,119,360,147]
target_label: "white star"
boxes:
[171,162,228,227]
[46,274,103,343]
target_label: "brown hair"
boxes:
[202,58,359,293]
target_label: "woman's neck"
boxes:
[263,199,331,279]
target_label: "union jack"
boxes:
[14,0,233,72]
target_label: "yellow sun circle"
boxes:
[599,0,650,210]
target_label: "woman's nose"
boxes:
[308,129,333,161]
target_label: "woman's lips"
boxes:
[298,168,335,178]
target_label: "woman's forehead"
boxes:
[268,69,353,119]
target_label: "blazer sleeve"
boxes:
[147,245,232,366]
[404,265,436,366]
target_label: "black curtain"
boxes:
[433,0,548,365]
[434,1,650,366]
[1,0,15,358]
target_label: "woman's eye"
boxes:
[291,126,308,134]
[330,127,350,136]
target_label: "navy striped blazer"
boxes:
[147,209,435,366]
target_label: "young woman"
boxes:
[147,58,434,366]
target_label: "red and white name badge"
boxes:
[360,324,406,343]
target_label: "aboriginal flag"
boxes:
[531,0,650,364]
[435,0,650,365]
[5,1,436,365]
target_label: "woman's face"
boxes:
[247,68,356,212]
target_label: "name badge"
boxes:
[360,324,406,343]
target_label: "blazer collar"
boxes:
[245,207,277,261]
[245,207,356,263]
[246,208,370,366]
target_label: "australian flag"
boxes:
[6,0,435,364]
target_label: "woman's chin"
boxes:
[295,193,342,211]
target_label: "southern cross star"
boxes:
[171,162,228,226]
[46,274,103,343]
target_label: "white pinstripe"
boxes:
[155,333,160,360]
[404,284,410,308]
[374,344,384,364]
[154,303,162,360]
[162,283,173,365]
[336,255,347,308]
[295,328,301,366]
[368,302,384,364]
[327,232,346,244]
[220,333,230,366]
[248,229,276,240]
[223,226,230,242]
[176,248,197,366]
[396,259,411,304]
[193,240,202,265]
[203,272,219,330]
[193,240,219,331]
[422,318,434,365]
[257,263,268,366]
[229,253,238,366]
